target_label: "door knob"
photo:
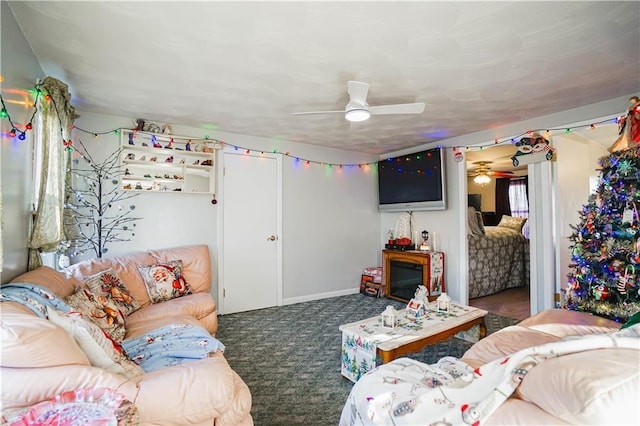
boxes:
[267,235,278,241]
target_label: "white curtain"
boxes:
[508,178,530,238]
[27,77,75,270]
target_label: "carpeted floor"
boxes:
[216,293,519,426]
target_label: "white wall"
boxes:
[553,134,610,295]
[467,178,496,212]
[70,111,380,304]
[1,2,45,282]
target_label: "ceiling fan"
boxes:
[468,161,516,185]
[292,81,425,122]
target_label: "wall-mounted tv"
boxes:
[378,147,447,212]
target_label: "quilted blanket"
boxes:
[339,324,640,425]
[468,227,528,298]
[0,283,224,373]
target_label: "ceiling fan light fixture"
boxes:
[473,173,491,185]
[345,108,370,122]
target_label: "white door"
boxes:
[220,151,281,314]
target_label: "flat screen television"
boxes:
[378,147,447,212]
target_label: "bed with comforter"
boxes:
[467,208,529,299]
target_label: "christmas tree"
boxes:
[62,139,141,259]
[566,146,640,321]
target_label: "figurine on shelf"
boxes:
[152,135,162,148]
[162,124,173,135]
[128,133,134,145]
[186,141,192,151]
[419,230,430,251]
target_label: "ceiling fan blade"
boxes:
[369,102,426,115]
[292,110,344,116]
[347,81,369,105]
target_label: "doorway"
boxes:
[465,145,531,320]
[218,150,282,314]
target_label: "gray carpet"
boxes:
[216,293,519,426]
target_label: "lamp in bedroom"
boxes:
[471,161,492,186]
[473,173,491,185]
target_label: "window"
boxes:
[509,178,529,238]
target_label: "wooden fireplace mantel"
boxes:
[382,249,445,302]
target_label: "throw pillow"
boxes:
[137,260,192,304]
[66,287,126,342]
[467,207,484,236]
[475,211,486,235]
[47,307,144,379]
[84,268,141,316]
[497,215,527,232]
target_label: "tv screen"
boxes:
[378,148,447,212]
[468,194,482,212]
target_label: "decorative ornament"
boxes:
[436,292,451,314]
[592,284,610,301]
[381,305,397,329]
[406,285,428,321]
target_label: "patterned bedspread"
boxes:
[468,227,528,299]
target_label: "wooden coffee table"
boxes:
[340,303,488,365]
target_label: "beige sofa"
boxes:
[462,309,637,425]
[1,244,252,425]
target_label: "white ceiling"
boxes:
[8,1,640,155]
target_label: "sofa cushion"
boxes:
[518,308,621,337]
[66,287,127,342]
[124,314,203,340]
[0,302,89,368]
[47,308,143,379]
[134,353,244,425]
[0,365,139,412]
[485,399,570,425]
[83,268,141,315]
[462,325,560,366]
[64,252,158,307]
[137,260,192,303]
[518,348,640,425]
[126,292,216,336]
[10,266,81,298]
[148,245,212,293]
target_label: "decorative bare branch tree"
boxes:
[63,139,141,258]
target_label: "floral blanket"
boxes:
[121,323,224,372]
[339,324,640,425]
[0,283,224,373]
[0,283,72,316]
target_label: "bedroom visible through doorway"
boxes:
[465,145,531,320]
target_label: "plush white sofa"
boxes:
[461,309,635,425]
[341,308,639,425]
[1,244,252,425]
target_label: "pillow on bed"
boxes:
[467,207,484,236]
[497,215,527,232]
[475,211,485,235]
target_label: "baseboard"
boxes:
[282,287,360,305]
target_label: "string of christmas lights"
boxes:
[0,84,43,140]
[1,84,627,168]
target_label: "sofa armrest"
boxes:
[0,365,138,411]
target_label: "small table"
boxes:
[340,303,487,382]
